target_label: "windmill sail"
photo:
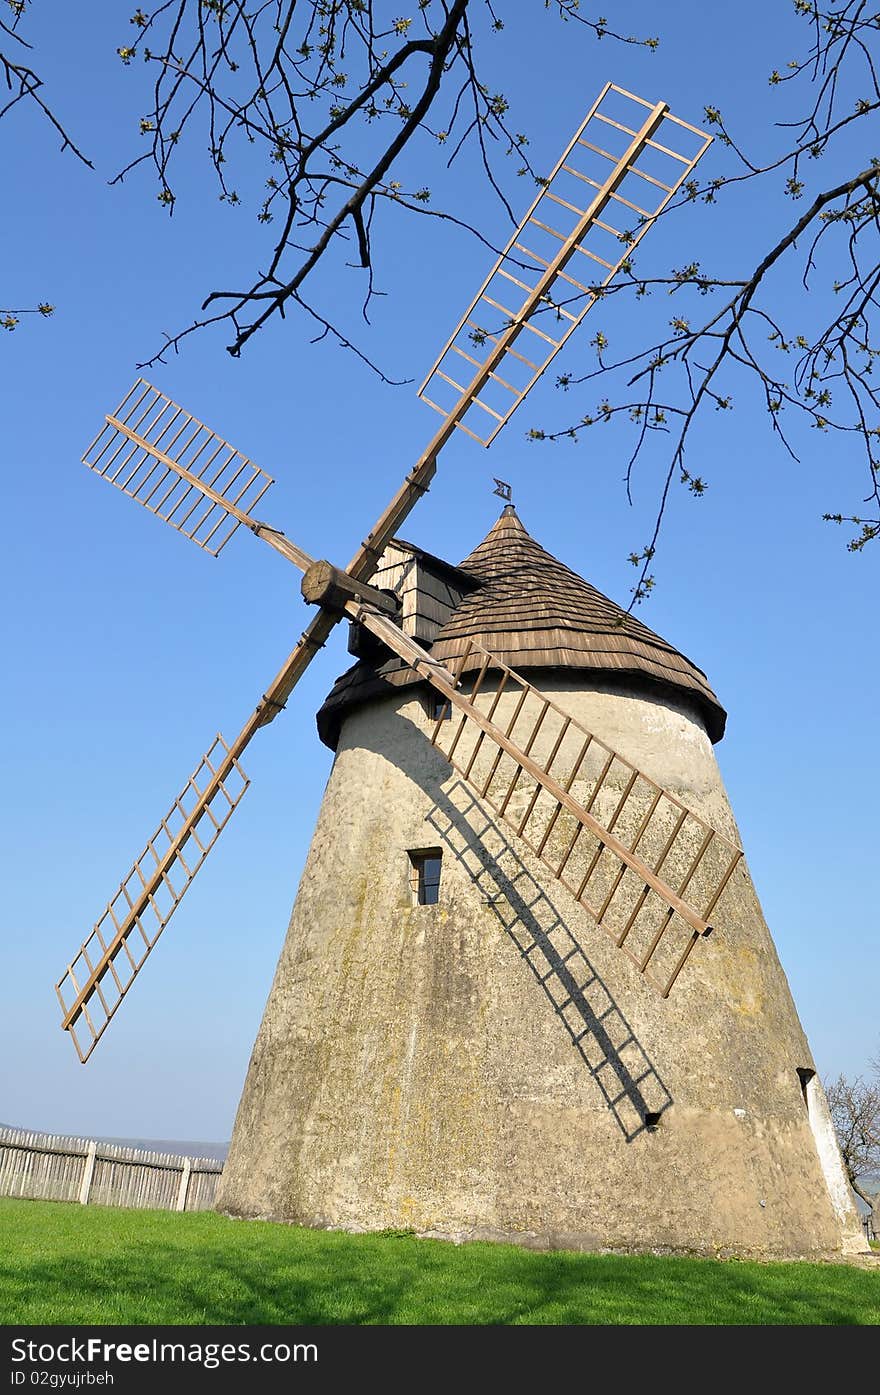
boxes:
[419,83,712,446]
[82,380,274,556]
[333,85,713,605]
[54,584,438,1061]
[56,735,249,1062]
[349,609,742,997]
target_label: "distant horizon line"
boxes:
[0,1121,229,1161]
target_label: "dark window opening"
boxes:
[409,849,442,905]
[796,1066,815,1109]
[427,691,452,722]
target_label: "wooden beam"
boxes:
[301,559,400,617]
[349,605,727,942]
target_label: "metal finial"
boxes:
[493,478,512,503]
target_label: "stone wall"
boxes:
[218,679,864,1258]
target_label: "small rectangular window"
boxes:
[426,691,452,722]
[409,849,442,905]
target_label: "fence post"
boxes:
[79,1141,97,1205]
[175,1157,192,1212]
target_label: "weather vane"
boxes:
[493,478,512,503]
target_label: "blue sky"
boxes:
[2,3,877,1141]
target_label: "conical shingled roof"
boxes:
[317,506,726,748]
[430,507,725,735]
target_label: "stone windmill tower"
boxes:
[54,83,864,1257]
[216,506,863,1257]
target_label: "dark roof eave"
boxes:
[317,659,726,750]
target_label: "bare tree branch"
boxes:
[0,1,91,166]
[108,1,655,364]
[825,1072,880,1208]
[6,1,878,589]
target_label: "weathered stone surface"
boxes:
[218,679,865,1257]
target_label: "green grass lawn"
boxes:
[0,1197,876,1325]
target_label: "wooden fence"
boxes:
[0,1125,223,1212]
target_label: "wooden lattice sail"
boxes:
[419,83,711,445]
[331,607,742,998]
[83,380,275,556]
[56,736,250,1062]
[425,643,742,996]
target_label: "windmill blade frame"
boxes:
[56,733,250,1063]
[54,583,448,1060]
[54,607,354,1059]
[347,607,743,998]
[418,82,712,446]
[83,380,276,558]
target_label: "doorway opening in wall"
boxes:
[408,849,442,905]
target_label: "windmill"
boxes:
[55,84,865,1257]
